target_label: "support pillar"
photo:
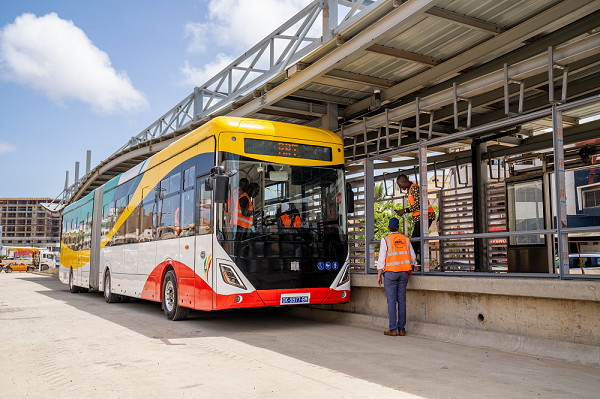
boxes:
[418,144,429,273]
[364,158,375,273]
[86,150,92,175]
[74,162,80,183]
[553,105,569,276]
[322,102,339,133]
[471,140,488,271]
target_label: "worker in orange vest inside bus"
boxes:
[395,173,435,264]
[227,177,253,239]
[279,203,302,227]
[377,217,416,337]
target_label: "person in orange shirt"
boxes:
[377,217,416,336]
[395,174,435,263]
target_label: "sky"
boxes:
[0,0,313,199]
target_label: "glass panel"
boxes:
[170,173,181,194]
[157,194,180,240]
[140,201,155,242]
[184,166,195,190]
[216,154,348,290]
[180,189,195,237]
[196,178,212,235]
[507,180,545,245]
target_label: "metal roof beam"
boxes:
[343,0,600,117]
[291,89,357,105]
[339,33,600,137]
[425,7,505,35]
[227,0,444,118]
[366,44,441,66]
[325,69,396,88]
[255,109,319,121]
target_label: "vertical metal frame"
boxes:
[552,105,569,277]
[418,143,429,273]
[364,158,375,274]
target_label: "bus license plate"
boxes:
[280,293,310,305]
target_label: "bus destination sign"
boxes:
[245,138,332,161]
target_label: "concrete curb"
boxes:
[290,307,600,367]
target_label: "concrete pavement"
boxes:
[1,273,599,398]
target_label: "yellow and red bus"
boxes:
[60,117,351,320]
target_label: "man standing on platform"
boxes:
[377,217,416,336]
[395,173,435,264]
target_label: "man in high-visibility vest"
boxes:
[227,178,253,239]
[279,203,301,227]
[395,173,435,263]
[377,217,416,336]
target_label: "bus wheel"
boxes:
[162,270,189,321]
[69,269,80,293]
[103,270,118,303]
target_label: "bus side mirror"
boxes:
[345,183,355,214]
[210,166,237,203]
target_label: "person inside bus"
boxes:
[227,177,253,240]
[247,182,261,228]
[278,203,301,227]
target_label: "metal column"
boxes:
[418,144,429,273]
[552,105,569,276]
[364,158,375,273]
[471,140,489,271]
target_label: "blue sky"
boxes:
[0,0,312,198]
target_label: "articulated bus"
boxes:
[59,117,351,320]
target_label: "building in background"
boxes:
[0,198,61,254]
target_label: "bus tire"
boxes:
[69,269,80,293]
[103,270,119,303]
[162,270,189,321]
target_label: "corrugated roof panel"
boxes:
[302,82,366,100]
[385,16,491,61]
[339,52,428,83]
[437,0,562,28]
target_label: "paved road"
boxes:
[1,273,599,398]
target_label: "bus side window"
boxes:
[126,194,140,244]
[140,186,156,242]
[196,175,212,235]
[181,189,195,237]
[180,166,196,237]
[158,193,181,240]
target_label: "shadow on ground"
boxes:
[18,275,600,399]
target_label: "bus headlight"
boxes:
[337,265,350,287]
[219,264,246,290]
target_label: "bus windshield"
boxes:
[217,154,348,290]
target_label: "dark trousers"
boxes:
[412,217,433,261]
[384,271,410,331]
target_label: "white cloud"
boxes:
[184,22,208,54]
[0,13,148,114]
[181,54,235,86]
[181,0,316,88]
[187,0,314,54]
[0,140,17,154]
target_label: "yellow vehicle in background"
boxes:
[0,247,53,273]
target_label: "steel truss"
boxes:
[55,0,383,206]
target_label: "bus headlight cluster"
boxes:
[337,265,350,287]
[219,264,246,290]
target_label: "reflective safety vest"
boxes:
[383,233,412,273]
[280,213,301,227]
[227,189,253,229]
[407,183,435,217]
